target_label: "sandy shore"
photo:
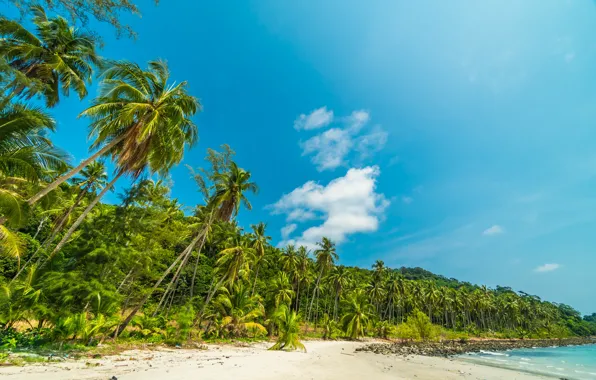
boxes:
[0,341,549,380]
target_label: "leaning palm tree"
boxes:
[45,60,200,258]
[119,158,256,334]
[25,59,200,208]
[0,5,100,107]
[269,304,306,352]
[11,160,108,281]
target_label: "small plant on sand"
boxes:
[269,305,306,352]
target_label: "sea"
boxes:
[460,344,596,379]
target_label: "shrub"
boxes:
[396,310,440,341]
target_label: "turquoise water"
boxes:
[460,344,596,379]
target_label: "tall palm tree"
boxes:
[295,246,310,312]
[25,59,200,207]
[44,60,200,257]
[249,222,270,296]
[308,237,338,322]
[328,266,351,321]
[212,162,257,222]
[0,6,100,107]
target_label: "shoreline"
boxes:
[0,340,554,379]
[357,337,596,357]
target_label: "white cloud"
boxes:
[281,224,297,240]
[271,166,389,248]
[402,196,413,204]
[294,106,334,130]
[297,109,386,171]
[345,109,371,132]
[356,126,389,161]
[287,209,317,222]
[534,263,560,273]
[301,128,352,171]
[482,225,504,236]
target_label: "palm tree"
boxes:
[213,283,266,338]
[308,237,338,322]
[0,106,64,227]
[212,162,258,222]
[270,272,295,308]
[0,6,100,107]
[328,266,351,321]
[11,161,108,281]
[50,161,108,236]
[295,246,310,312]
[44,60,200,258]
[341,289,374,339]
[0,104,67,265]
[249,222,270,295]
[197,235,256,320]
[25,59,200,208]
[372,259,385,281]
[269,304,306,352]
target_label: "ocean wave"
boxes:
[479,350,509,356]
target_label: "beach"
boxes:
[0,341,549,380]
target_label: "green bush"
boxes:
[396,310,441,341]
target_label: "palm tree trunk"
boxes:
[115,244,191,337]
[11,187,89,282]
[31,216,47,240]
[333,291,340,321]
[45,171,124,260]
[308,269,323,322]
[190,213,214,300]
[118,268,134,292]
[251,263,260,297]
[295,280,301,312]
[26,135,125,207]
[200,276,225,318]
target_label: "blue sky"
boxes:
[14,0,596,314]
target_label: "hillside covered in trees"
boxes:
[0,4,595,351]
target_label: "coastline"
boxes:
[0,340,552,380]
[358,337,596,357]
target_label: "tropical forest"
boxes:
[0,2,595,357]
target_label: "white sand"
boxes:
[0,341,549,379]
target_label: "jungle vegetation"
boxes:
[0,5,594,353]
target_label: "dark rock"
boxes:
[355,337,596,358]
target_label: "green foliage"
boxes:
[397,310,441,341]
[269,305,305,352]
[340,289,374,340]
[0,5,593,355]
